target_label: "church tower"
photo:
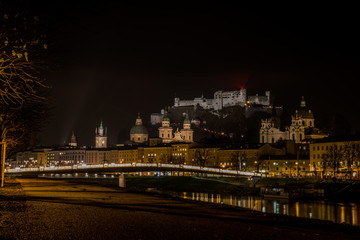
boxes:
[180,112,194,142]
[69,131,77,147]
[289,96,314,143]
[95,121,107,148]
[158,108,173,143]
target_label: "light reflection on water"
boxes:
[169,191,360,226]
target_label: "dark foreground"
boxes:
[1,178,359,240]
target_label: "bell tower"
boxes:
[159,108,173,142]
[180,112,194,142]
[95,121,107,148]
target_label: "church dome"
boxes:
[130,125,148,135]
[183,112,190,124]
[298,96,314,119]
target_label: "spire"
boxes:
[69,130,77,147]
[100,120,104,129]
[135,113,143,126]
[184,110,190,124]
[163,106,170,121]
[71,131,76,141]
[300,96,306,108]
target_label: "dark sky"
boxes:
[34,1,359,146]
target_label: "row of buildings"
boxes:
[14,136,360,178]
[13,134,360,178]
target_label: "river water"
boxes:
[165,191,360,226]
[40,174,360,226]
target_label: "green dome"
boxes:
[184,114,190,124]
[130,125,148,135]
[163,108,170,121]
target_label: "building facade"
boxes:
[95,121,107,148]
[310,136,360,177]
[130,114,149,143]
[174,89,270,111]
[158,110,194,143]
[260,97,327,144]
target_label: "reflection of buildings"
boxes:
[260,97,327,144]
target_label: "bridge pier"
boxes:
[119,173,126,188]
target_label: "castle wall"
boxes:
[173,89,269,111]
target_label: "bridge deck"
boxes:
[6,163,262,177]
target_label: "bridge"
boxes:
[5,163,262,178]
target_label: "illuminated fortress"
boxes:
[174,89,270,110]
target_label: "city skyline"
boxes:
[28,1,359,146]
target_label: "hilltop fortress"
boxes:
[174,89,271,110]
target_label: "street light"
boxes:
[0,141,7,187]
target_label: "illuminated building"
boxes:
[174,89,270,110]
[68,131,77,147]
[310,135,360,177]
[158,110,194,143]
[260,96,327,144]
[95,121,107,148]
[130,114,149,144]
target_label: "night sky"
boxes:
[34,2,359,146]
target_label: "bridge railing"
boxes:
[5,163,261,177]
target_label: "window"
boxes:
[313,154,316,159]
[317,146,319,151]
[321,146,324,151]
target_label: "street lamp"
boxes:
[0,141,7,187]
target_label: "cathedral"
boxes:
[95,121,107,148]
[158,110,194,143]
[130,114,149,144]
[259,97,327,144]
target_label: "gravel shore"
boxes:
[1,178,360,240]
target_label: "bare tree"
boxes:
[322,144,342,179]
[230,151,248,171]
[0,2,49,187]
[194,149,211,168]
[341,142,359,179]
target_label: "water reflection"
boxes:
[169,191,360,226]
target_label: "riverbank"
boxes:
[1,178,360,240]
